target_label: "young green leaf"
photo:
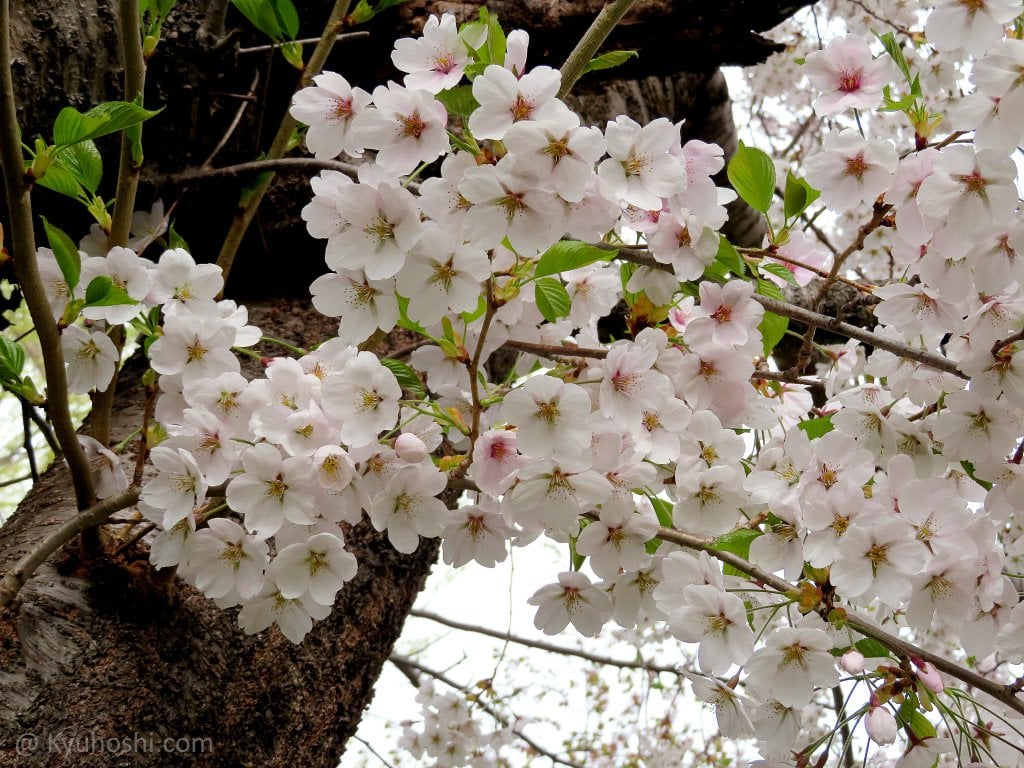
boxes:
[782,170,820,221]
[435,85,480,118]
[0,335,26,382]
[759,261,801,287]
[755,277,785,301]
[34,165,86,199]
[726,141,776,214]
[381,358,426,397]
[714,236,746,277]
[40,216,82,290]
[758,310,789,357]
[55,140,103,194]
[877,31,912,85]
[797,415,834,439]
[53,102,160,147]
[582,49,638,74]
[84,276,137,308]
[534,241,613,278]
[534,277,571,322]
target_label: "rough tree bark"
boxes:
[0,1,811,766]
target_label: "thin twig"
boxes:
[0,0,95,508]
[0,473,32,489]
[108,0,148,249]
[0,487,140,608]
[214,0,353,285]
[203,70,260,167]
[22,399,59,455]
[20,400,37,482]
[410,609,679,675]
[169,157,361,185]
[558,0,640,98]
[651,523,1024,719]
[237,30,370,54]
[609,248,966,379]
[389,655,585,768]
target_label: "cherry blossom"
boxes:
[804,33,895,116]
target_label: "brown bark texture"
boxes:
[0,1,810,766]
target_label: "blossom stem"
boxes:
[0,487,140,609]
[652,523,1024,718]
[0,0,95,509]
[214,0,353,286]
[467,282,497,452]
[108,0,147,249]
[409,609,679,674]
[557,0,640,99]
[390,654,585,768]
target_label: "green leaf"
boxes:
[960,460,993,491]
[435,85,480,118]
[84,276,136,307]
[878,31,913,85]
[854,637,891,659]
[280,40,304,69]
[53,102,160,148]
[534,277,571,323]
[797,416,834,439]
[714,237,745,277]
[648,495,673,528]
[582,49,638,74]
[485,9,506,68]
[903,710,937,740]
[396,294,428,336]
[41,217,81,290]
[0,335,26,382]
[760,261,800,287]
[460,294,487,324]
[782,170,820,221]
[34,165,85,199]
[727,141,776,214]
[53,107,108,146]
[381,358,425,397]
[535,241,613,278]
[755,277,785,301]
[711,528,762,560]
[168,222,190,251]
[758,310,788,357]
[86,101,160,137]
[231,0,284,39]
[55,140,102,194]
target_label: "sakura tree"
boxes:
[2,0,1024,766]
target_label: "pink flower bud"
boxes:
[915,660,944,693]
[865,706,898,745]
[840,649,865,675]
[395,432,428,463]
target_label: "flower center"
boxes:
[510,94,532,122]
[844,153,869,179]
[399,111,427,139]
[838,71,862,93]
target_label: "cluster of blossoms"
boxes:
[55,2,1024,765]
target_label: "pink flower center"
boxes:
[510,94,533,122]
[333,98,353,119]
[844,153,869,179]
[838,70,862,93]
[400,111,427,139]
[958,170,988,196]
[711,304,732,324]
[433,54,457,74]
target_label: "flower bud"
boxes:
[914,660,944,693]
[395,432,428,463]
[865,706,898,745]
[840,649,865,675]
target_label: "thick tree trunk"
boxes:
[0,1,810,765]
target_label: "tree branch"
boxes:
[389,654,586,768]
[0,0,95,509]
[409,608,679,675]
[609,247,967,379]
[0,487,140,609]
[214,0,353,285]
[558,0,640,98]
[651,523,1024,718]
